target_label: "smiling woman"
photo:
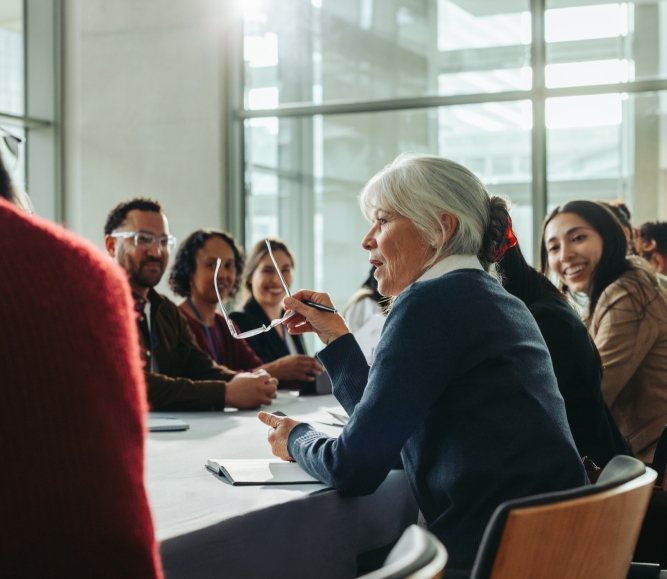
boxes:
[541,200,667,462]
[229,238,324,392]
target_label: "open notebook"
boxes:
[207,458,321,485]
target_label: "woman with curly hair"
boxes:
[541,200,667,462]
[170,230,322,387]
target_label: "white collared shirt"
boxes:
[416,254,484,283]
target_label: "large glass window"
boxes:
[545,1,667,88]
[0,0,24,188]
[547,91,667,225]
[235,0,667,332]
[0,0,23,116]
[244,0,531,107]
[246,100,533,307]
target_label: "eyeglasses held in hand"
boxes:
[110,230,177,253]
[214,239,296,340]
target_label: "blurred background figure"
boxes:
[542,200,667,462]
[603,201,636,255]
[636,221,667,289]
[231,238,324,392]
[342,267,387,364]
[0,155,163,578]
[342,266,385,333]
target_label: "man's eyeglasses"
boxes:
[110,230,177,253]
[215,239,295,340]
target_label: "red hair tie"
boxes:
[492,215,517,262]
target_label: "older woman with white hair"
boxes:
[258,153,587,569]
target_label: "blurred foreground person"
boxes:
[498,240,631,466]
[0,161,162,578]
[259,153,587,570]
[542,200,667,462]
[104,199,277,410]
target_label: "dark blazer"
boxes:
[230,297,312,392]
[529,296,632,466]
[141,289,236,411]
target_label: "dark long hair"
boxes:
[169,229,244,298]
[498,242,564,307]
[540,200,630,319]
[0,151,14,202]
[637,221,667,260]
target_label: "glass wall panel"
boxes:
[243,0,531,108]
[546,91,667,227]
[245,102,533,316]
[0,0,23,115]
[545,1,667,88]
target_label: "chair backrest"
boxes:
[651,424,667,490]
[470,456,656,579]
[360,525,448,579]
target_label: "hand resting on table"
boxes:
[258,411,301,461]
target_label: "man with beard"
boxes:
[104,198,277,411]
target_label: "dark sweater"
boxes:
[529,296,632,466]
[288,270,588,569]
[179,306,263,371]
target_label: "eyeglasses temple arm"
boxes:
[265,239,291,298]
[214,259,239,338]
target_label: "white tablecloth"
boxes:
[145,393,419,579]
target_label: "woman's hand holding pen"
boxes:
[283,290,350,346]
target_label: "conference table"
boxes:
[145,392,419,579]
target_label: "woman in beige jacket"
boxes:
[541,200,667,463]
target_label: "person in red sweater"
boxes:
[0,162,162,578]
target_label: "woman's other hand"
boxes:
[283,290,350,345]
[257,411,300,461]
[261,355,324,382]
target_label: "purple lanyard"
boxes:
[187,296,220,364]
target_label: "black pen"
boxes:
[301,300,337,314]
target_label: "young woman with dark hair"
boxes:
[229,238,324,392]
[541,200,667,462]
[498,241,631,466]
[170,230,322,388]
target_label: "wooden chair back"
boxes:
[478,459,656,579]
